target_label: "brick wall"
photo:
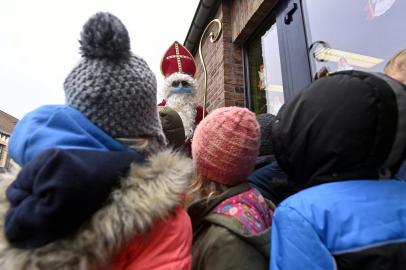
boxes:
[192,0,278,113]
[222,0,245,108]
[193,5,225,113]
[231,0,264,42]
[231,0,278,44]
[193,0,245,113]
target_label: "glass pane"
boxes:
[303,0,406,76]
[247,19,284,115]
[262,25,284,115]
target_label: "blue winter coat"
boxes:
[270,180,406,270]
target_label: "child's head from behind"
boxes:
[272,70,406,187]
[192,107,260,189]
[64,12,166,154]
[384,49,406,85]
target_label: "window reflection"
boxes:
[247,19,284,115]
[262,25,284,115]
[303,0,405,76]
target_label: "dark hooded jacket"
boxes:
[270,71,406,270]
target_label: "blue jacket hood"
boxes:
[270,180,406,270]
[9,105,129,166]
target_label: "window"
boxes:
[244,0,405,111]
[303,0,406,77]
[245,17,284,115]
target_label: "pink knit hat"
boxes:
[192,107,260,186]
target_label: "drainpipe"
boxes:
[184,0,220,54]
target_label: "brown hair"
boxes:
[384,49,406,75]
[185,173,228,206]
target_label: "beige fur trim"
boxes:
[0,161,19,251]
[0,150,192,270]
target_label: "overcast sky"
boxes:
[0,0,199,119]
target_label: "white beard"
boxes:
[166,94,197,139]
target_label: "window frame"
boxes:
[243,0,312,111]
[0,144,4,166]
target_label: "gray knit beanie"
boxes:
[64,12,165,153]
[256,113,275,156]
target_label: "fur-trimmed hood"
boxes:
[0,149,192,270]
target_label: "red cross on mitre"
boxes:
[161,41,197,78]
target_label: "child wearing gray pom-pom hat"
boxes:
[64,12,166,154]
[0,12,193,270]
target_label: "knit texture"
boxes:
[256,113,275,156]
[192,107,260,185]
[64,12,165,152]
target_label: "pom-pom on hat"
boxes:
[192,107,260,186]
[64,12,165,153]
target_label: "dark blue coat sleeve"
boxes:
[248,161,290,204]
[270,206,336,270]
[5,148,142,249]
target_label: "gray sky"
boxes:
[0,0,199,119]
